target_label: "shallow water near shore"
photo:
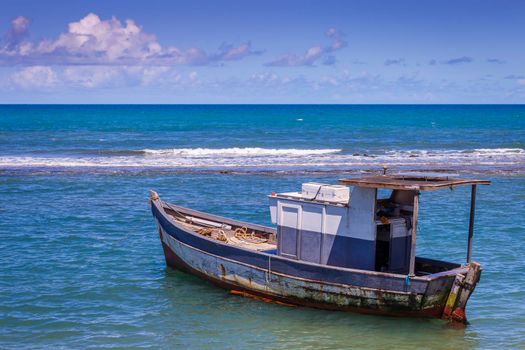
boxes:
[1,105,524,349]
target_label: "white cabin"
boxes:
[269,182,414,273]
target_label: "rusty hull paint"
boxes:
[159,227,448,318]
[421,275,457,311]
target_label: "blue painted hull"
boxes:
[151,198,470,319]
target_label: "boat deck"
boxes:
[170,213,277,252]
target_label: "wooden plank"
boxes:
[408,192,419,276]
[442,274,465,320]
[338,176,490,191]
[456,262,481,309]
[451,262,482,323]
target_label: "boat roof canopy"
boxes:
[338,175,490,191]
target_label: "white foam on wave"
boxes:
[468,148,525,154]
[383,148,525,160]
[0,147,523,169]
[140,147,342,157]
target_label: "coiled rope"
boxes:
[195,226,267,244]
[234,226,267,243]
[196,227,229,242]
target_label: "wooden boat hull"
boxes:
[151,198,479,321]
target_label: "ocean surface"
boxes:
[0,105,524,349]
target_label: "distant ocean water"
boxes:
[1,105,524,349]
[0,104,524,175]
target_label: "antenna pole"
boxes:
[467,185,477,263]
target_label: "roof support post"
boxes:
[467,184,477,263]
[409,191,420,277]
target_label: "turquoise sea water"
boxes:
[1,105,524,349]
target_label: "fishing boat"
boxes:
[149,174,490,323]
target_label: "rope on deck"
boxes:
[194,226,268,244]
[234,226,268,243]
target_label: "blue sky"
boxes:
[0,0,524,103]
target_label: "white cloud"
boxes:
[212,42,261,61]
[249,72,278,84]
[139,66,175,86]
[325,27,346,51]
[63,66,122,88]
[1,13,259,66]
[265,28,347,67]
[10,66,58,88]
[4,16,30,50]
[247,72,308,88]
[7,65,190,90]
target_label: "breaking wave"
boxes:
[139,147,342,157]
[383,148,525,159]
[0,147,524,173]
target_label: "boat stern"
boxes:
[441,262,482,324]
